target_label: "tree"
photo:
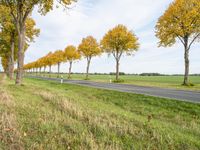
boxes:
[0,0,76,85]
[52,50,65,78]
[0,31,14,79]
[78,36,102,79]
[0,17,39,80]
[45,52,55,76]
[64,45,80,79]
[0,5,17,79]
[40,55,49,74]
[0,5,40,80]
[155,0,200,86]
[101,24,139,81]
[37,58,44,75]
[0,45,9,74]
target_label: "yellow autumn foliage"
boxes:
[64,45,80,62]
[155,0,200,47]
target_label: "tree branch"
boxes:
[112,52,116,59]
[23,9,30,22]
[119,52,123,60]
[23,0,39,22]
[188,33,200,50]
[176,35,185,45]
[5,1,17,23]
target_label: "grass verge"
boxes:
[0,76,200,149]
[26,73,200,91]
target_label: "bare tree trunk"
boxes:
[36,68,38,75]
[44,67,46,73]
[116,59,119,81]
[86,58,91,80]
[49,65,51,77]
[16,19,26,85]
[68,61,72,79]
[8,34,15,80]
[183,47,190,85]
[183,37,190,86]
[6,61,9,77]
[44,67,46,77]
[57,62,60,78]
[39,67,41,76]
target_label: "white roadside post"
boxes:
[109,75,112,83]
[60,76,63,84]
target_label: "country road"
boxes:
[27,76,200,103]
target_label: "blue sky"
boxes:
[2,0,199,74]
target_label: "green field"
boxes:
[1,74,200,149]
[27,73,200,91]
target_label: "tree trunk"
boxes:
[183,45,190,85]
[39,67,41,76]
[6,61,9,77]
[49,65,51,77]
[86,58,91,80]
[44,67,46,77]
[68,61,72,79]
[16,19,26,85]
[8,34,15,80]
[116,59,120,81]
[57,62,60,78]
[183,37,190,86]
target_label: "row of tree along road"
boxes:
[0,0,200,86]
[24,25,139,81]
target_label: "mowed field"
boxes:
[0,74,200,149]
[28,73,200,91]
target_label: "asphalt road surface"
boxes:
[28,76,200,103]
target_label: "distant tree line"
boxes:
[25,71,200,77]
[139,73,166,76]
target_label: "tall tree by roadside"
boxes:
[0,5,16,80]
[78,36,102,79]
[155,0,200,86]
[52,50,65,78]
[0,0,76,85]
[0,5,39,80]
[64,45,80,79]
[101,25,139,81]
[0,45,10,75]
[45,52,55,75]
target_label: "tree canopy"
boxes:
[64,45,80,62]
[78,36,102,59]
[101,24,139,57]
[155,0,200,47]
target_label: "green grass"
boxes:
[27,73,200,91]
[1,75,200,149]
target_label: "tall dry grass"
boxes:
[0,82,24,150]
[36,90,175,149]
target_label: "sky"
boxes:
[2,0,199,74]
